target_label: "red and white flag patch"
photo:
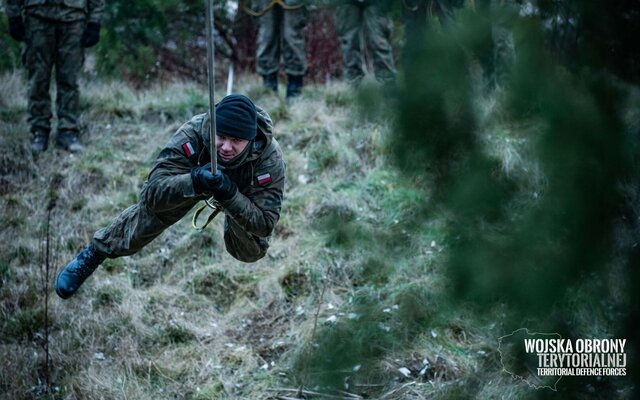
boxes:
[182,142,195,158]
[257,173,272,185]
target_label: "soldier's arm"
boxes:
[220,152,285,238]
[87,0,105,23]
[5,0,24,18]
[140,119,206,212]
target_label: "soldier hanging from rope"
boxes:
[56,1,286,299]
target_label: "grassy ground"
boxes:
[0,71,631,399]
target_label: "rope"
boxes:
[243,0,305,17]
[191,198,222,230]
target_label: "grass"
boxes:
[0,71,633,399]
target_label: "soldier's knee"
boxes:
[225,236,269,263]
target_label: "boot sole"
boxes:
[55,273,74,299]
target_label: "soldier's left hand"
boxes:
[81,22,101,48]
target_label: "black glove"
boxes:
[8,16,25,42]
[80,22,101,48]
[191,163,238,201]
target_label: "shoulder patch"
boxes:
[256,172,272,185]
[182,141,196,158]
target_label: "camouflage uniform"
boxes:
[253,0,308,77]
[92,107,286,263]
[335,0,396,83]
[251,0,307,97]
[5,0,104,142]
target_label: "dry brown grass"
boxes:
[0,72,539,400]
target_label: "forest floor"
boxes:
[0,71,633,399]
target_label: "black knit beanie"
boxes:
[215,94,257,141]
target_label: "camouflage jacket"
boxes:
[144,106,286,241]
[6,0,105,23]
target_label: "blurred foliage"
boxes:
[95,0,233,83]
[0,5,22,71]
[296,1,639,397]
[536,0,640,83]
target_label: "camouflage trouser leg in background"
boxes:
[281,5,307,76]
[255,1,308,77]
[336,3,365,83]
[336,3,395,83]
[24,15,84,134]
[91,127,269,262]
[361,3,396,81]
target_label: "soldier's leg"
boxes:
[55,20,85,152]
[223,216,269,263]
[91,200,196,258]
[24,15,55,151]
[93,127,204,256]
[57,197,198,298]
[256,0,282,90]
[57,123,205,298]
[335,3,365,84]
[362,4,396,82]
[282,5,307,97]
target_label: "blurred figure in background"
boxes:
[5,0,104,154]
[402,0,464,63]
[474,0,517,89]
[55,95,286,299]
[247,0,308,98]
[335,0,396,84]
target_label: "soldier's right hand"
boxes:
[8,17,25,42]
[191,163,237,201]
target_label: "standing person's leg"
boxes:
[55,20,85,152]
[23,15,55,153]
[362,4,396,82]
[335,2,365,84]
[255,0,282,91]
[282,3,308,98]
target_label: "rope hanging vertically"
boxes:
[205,0,217,173]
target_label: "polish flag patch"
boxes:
[182,142,195,158]
[257,173,272,185]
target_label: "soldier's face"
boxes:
[216,134,250,162]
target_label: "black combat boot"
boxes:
[30,129,49,154]
[262,72,278,92]
[286,74,303,99]
[55,245,106,299]
[56,130,85,153]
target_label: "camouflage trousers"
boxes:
[23,15,84,134]
[91,128,269,263]
[254,1,308,77]
[335,2,396,83]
